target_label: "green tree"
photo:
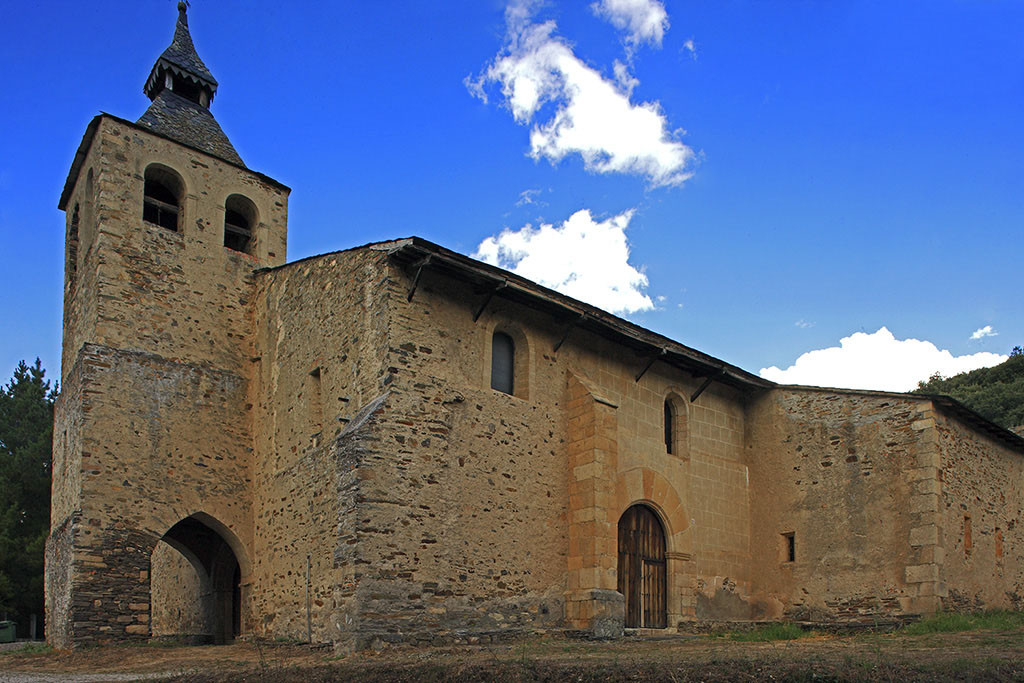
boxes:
[915,348,1024,431]
[0,359,56,637]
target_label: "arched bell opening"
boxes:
[154,514,246,644]
[617,504,667,628]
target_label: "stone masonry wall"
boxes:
[340,260,568,647]
[746,389,933,621]
[61,149,102,386]
[150,541,207,638]
[250,247,395,645]
[51,355,85,539]
[935,411,1024,611]
[44,513,77,649]
[312,252,758,642]
[60,117,287,382]
[51,115,285,647]
[52,343,252,646]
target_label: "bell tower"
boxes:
[47,3,289,648]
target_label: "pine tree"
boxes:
[0,359,56,636]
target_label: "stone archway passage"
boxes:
[617,505,667,628]
[160,516,243,644]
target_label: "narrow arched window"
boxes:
[664,399,674,454]
[491,332,515,395]
[143,165,183,232]
[224,194,257,253]
[68,204,80,285]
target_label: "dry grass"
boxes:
[1,622,1023,682]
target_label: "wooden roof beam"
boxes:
[635,348,667,383]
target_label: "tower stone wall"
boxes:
[49,70,289,647]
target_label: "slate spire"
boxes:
[136,2,244,167]
[144,1,219,107]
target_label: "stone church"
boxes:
[46,4,1024,650]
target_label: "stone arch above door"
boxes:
[614,466,695,626]
[614,467,690,558]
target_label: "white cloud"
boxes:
[474,209,654,314]
[795,319,815,329]
[613,60,640,96]
[469,5,694,188]
[682,38,697,60]
[759,327,1008,392]
[591,0,670,48]
[970,325,997,340]
[515,188,543,206]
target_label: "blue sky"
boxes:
[1,0,1021,391]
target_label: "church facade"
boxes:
[46,5,1024,650]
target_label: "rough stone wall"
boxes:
[50,356,85,538]
[50,115,286,647]
[336,260,569,648]
[61,153,102,386]
[44,513,77,648]
[249,248,395,645]
[59,117,287,381]
[746,389,931,621]
[935,411,1024,611]
[150,541,207,638]
[307,254,757,642]
[62,344,251,644]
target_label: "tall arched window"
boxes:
[224,194,257,253]
[664,399,674,454]
[664,394,688,457]
[68,204,80,286]
[491,331,515,395]
[143,165,183,232]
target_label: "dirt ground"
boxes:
[1,628,1023,682]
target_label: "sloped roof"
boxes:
[144,2,218,102]
[136,90,244,167]
[58,114,287,211]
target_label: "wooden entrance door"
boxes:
[617,505,667,628]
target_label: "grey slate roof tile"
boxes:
[144,4,218,100]
[137,90,244,167]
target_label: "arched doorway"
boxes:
[617,505,667,628]
[154,514,244,644]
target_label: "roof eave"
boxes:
[387,236,774,395]
[58,116,103,211]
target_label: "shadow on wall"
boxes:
[150,514,243,644]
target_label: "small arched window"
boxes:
[664,399,674,454]
[663,394,688,457]
[491,332,515,395]
[224,194,257,253]
[143,165,183,232]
